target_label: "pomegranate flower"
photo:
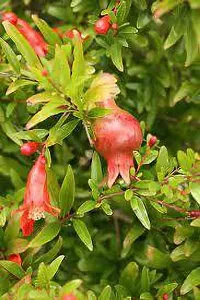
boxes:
[93,99,143,188]
[17,154,59,236]
[3,12,48,56]
[8,254,22,265]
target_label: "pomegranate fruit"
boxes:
[92,99,143,187]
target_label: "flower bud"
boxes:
[8,254,22,265]
[147,135,157,148]
[162,294,169,300]
[62,293,77,300]
[2,12,18,25]
[41,69,48,77]
[20,142,40,156]
[94,15,111,35]
[111,23,118,30]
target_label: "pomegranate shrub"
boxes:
[0,0,199,299]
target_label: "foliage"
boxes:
[0,0,199,299]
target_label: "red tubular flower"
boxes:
[92,99,143,188]
[8,254,22,265]
[2,12,48,56]
[17,154,59,236]
[20,142,40,156]
[94,15,111,35]
[62,293,77,300]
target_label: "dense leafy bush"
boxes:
[0,0,199,299]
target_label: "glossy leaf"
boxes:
[0,37,20,74]
[28,222,61,248]
[3,21,41,67]
[59,165,75,216]
[32,15,62,46]
[72,219,93,251]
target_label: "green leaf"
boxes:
[61,279,82,295]
[14,129,48,141]
[0,37,20,74]
[59,165,75,217]
[0,260,25,279]
[32,15,62,46]
[152,0,183,19]
[72,219,93,251]
[120,262,139,292]
[164,8,186,49]
[189,0,200,8]
[157,283,178,297]
[1,120,22,146]
[116,0,127,25]
[84,73,120,107]
[26,99,67,129]
[101,201,113,216]
[140,293,153,300]
[156,146,169,181]
[77,200,96,215]
[143,150,158,165]
[173,81,197,105]
[181,268,200,295]
[130,196,139,210]
[6,79,36,95]
[6,102,17,118]
[99,285,112,300]
[35,263,49,288]
[110,43,124,72]
[184,21,198,67]
[28,221,61,248]
[141,267,150,293]
[177,150,192,172]
[124,189,133,201]
[87,290,97,300]
[191,9,200,45]
[3,21,41,67]
[47,119,79,147]
[47,255,64,280]
[4,215,20,244]
[120,26,138,34]
[121,224,145,258]
[131,198,150,230]
[27,92,55,105]
[190,182,200,205]
[6,238,29,255]
[87,107,111,119]
[191,218,200,227]
[70,37,85,106]
[51,45,71,92]
[91,151,103,184]
[34,236,63,266]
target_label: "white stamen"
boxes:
[28,208,45,221]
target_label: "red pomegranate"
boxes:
[92,99,143,187]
